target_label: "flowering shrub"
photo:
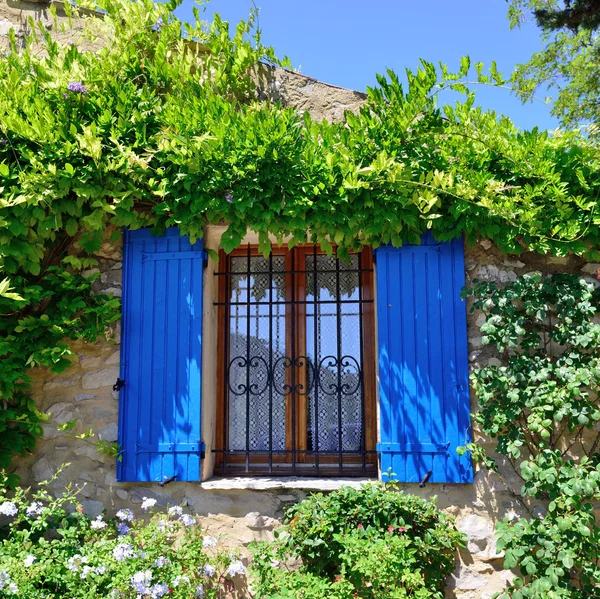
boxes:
[250,482,464,599]
[0,469,244,598]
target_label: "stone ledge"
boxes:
[200,476,374,491]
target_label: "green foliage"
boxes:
[507,1,600,133]
[509,0,600,31]
[1,0,600,477]
[464,274,600,598]
[250,483,464,598]
[0,465,242,598]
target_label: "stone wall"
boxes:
[3,2,600,597]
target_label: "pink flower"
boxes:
[398,526,407,532]
[387,526,395,533]
[357,524,363,529]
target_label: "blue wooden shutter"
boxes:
[375,234,473,484]
[117,227,205,483]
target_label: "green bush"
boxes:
[0,467,244,598]
[250,482,464,599]
[463,273,600,598]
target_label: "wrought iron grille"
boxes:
[214,244,377,476]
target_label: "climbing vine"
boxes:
[463,274,600,598]
[1,0,600,475]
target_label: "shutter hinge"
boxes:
[113,378,126,392]
[419,470,433,488]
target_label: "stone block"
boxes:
[100,269,122,286]
[79,354,104,369]
[75,393,98,401]
[457,514,494,555]
[43,374,81,391]
[582,263,600,274]
[81,499,103,517]
[116,489,128,500]
[105,350,120,365]
[98,423,118,442]
[479,239,492,250]
[33,457,53,483]
[74,445,105,463]
[82,366,119,390]
[47,402,76,425]
[0,19,14,35]
[245,511,277,530]
[476,265,517,283]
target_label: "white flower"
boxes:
[113,543,135,562]
[202,536,217,548]
[80,565,94,579]
[90,516,107,530]
[0,570,11,590]
[150,582,170,598]
[131,570,153,594]
[0,502,17,517]
[7,583,18,595]
[23,555,36,567]
[95,566,107,575]
[141,497,157,511]
[154,556,171,568]
[196,585,204,598]
[179,514,196,527]
[26,502,43,517]
[116,509,134,522]
[172,575,189,588]
[227,560,245,577]
[156,519,168,532]
[66,554,88,572]
[202,564,216,577]
[167,505,183,517]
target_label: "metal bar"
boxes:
[312,245,320,476]
[358,252,366,474]
[335,251,343,475]
[291,246,296,474]
[214,299,374,306]
[215,268,373,276]
[245,243,251,474]
[213,449,379,455]
[222,253,229,472]
[268,251,273,475]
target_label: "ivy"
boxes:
[464,274,600,598]
[0,0,600,476]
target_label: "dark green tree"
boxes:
[507,1,600,132]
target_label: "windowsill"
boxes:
[200,476,375,491]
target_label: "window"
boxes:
[117,227,473,485]
[214,244,377,476]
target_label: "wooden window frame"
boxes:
[214,244,377,476]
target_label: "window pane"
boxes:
[227,256,286,452]
[305,254,363,453]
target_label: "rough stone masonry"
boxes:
[2,2,600,597]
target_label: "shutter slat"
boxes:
[375,237,473,484]
[117,228,205,483]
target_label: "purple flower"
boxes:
[116,509,133,522]
[117,522,130,536]
[67,82,88,95]
[26,502,43,517]
[179,514,196,527]
[131,570,152,594]
[154,17,165,28]
[225,192,233,203]
[0,502,17,517]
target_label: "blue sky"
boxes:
[175,1,557,132]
